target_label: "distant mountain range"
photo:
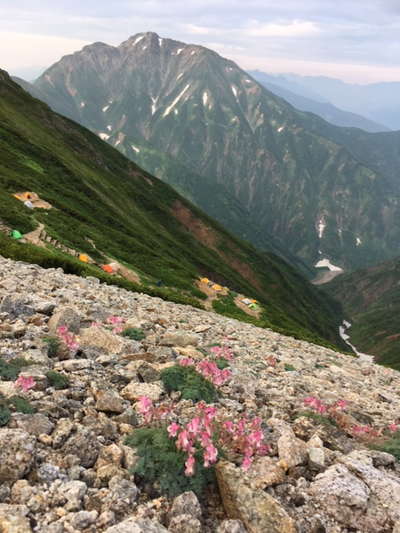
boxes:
[15,32,400,273]
[250,72,400,131]
[249,70,390,133]
[0,68,344,348]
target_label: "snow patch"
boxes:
[245,78,252,83]
[98,133,110,141]
[190,50,196,55]
[202,91,209,106]
[142,45,148,51]
[151,96,158,115]
[132,35,144,46]
[80,101,85,108]
[102,105,110,113]
[174,108,179,115]
[107,125,112,131]
[45,74,55,87]
[115,139,121,147]
[315,258,343,272]
[277,126,285,133]
[158,37,163,47]
[339,321,374,362]
[231,85,238,98]
[176,48,183,55]
[356,237,362,246]
[163,84,190,117]
[177,73,183,81]
[131,145,140,153]
[317,218,326,239]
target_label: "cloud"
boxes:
[246,20,320,38]
[0,31,89,75]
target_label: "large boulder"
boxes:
[216,460,296,533]
[48,306,81,334]
[309,450,400,531]
[0,429,36,482]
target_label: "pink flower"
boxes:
[179,358,194,367]
[15,375,35,392]
[334,399,348,410]
[167,422,180,437]
[187,417,201,435]
[185,454,195,476]
[204,443,218,466]
[176,430,191,452]
[388,423,398,433]
[106,316,124,325]
[242,456,253,471]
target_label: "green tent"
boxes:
[249,303,259,310]
[10,230,23,240]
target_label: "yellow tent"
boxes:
[200,278,210,284]
[212,284,223,291]
[79,254,89,263]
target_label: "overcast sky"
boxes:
[1,0,400,83]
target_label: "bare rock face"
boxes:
[169,491,202,520]
[216,519,247,533]
[0,429,36,482]
[104,517,168,532]
[0,504,32,533]
[168,514,202,533]
[309,450,400,531]
[216,460,296,533]
[79,326,141,356]
[121,381,163,402]
[160,330,200,347]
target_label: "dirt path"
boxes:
[23,223,45,246]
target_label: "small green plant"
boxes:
[372,430,400,460]
[43,336,61,357]
[9,395,36,414]
[215,358,230,370]
[122,328,146,341]
[46,370,69,390]
[0,403,11,426]
[297,410,337,427]
[284,363,296,371]
[0,358,31,381]
[161,365,218,403]
[125,427,215,498]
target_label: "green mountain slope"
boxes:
[0,68,344,349]
[25,32,400,273]
[325,258,400,368]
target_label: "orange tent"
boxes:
[200,277,210,284]
[79,254,89,263]
[101,264,114,274]
[212,284,223,291]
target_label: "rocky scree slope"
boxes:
[325,256,400,370]
[26,31,400,271]
[1,256,400,532]
[0,68,343,348]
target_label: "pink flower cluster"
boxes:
[209,345,234,361]
[218,415,270,470]
[15,375,36,392]
[57,326,79,353]
[303,396,348,415]
[137,397,269,476]
[137,396,171,424]
[168,403,219,475]
[179,358,231,387]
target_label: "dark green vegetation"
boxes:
[46,370,69,390]
[122,328,145,341]
[43,336,62,357]
[373,431,400,461]
[126,427,214,497]
[160,365,218,404]
[0,393,36,426]
[325,257,400,369]
[26,32,400,272]
[0,357,31,381]
[0,68,346,349]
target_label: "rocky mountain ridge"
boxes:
[0,67,343,348]
[22,31,400,272]
[1,255,400,532]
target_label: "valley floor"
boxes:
[1,255,400,532]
